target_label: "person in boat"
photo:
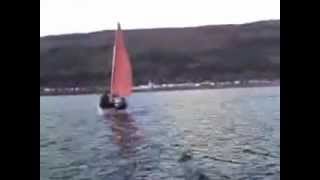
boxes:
[113,95,127,110]
[99,92,114,109]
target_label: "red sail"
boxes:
[110,23,133,97]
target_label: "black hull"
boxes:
[99,94,128,110]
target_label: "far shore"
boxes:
[40,80,280,96]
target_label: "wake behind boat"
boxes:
[98,23,133,112]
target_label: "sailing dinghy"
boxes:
[99,23,133,112]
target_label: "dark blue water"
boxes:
[40,87,280,180]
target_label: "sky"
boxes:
[40,0,280,37]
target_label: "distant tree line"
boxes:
[40,20,280,87]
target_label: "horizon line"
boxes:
[40,19,280,38]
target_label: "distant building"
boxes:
[161,84,168,88]
[234,81,240,85]
[168,84,174,88]
[148,80,154,89]
[43,88,52,92]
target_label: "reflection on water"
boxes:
[40,87,280,180]
[104,112,144,159]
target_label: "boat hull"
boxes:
[97,105,127,116]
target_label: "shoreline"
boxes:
[40,81,280,96]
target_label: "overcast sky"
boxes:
[40,0,280,37]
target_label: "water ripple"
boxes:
[41,87,280,180]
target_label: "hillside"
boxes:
[40,20,280,87]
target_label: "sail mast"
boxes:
[110,32,117,95]
[109,23,118,96]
